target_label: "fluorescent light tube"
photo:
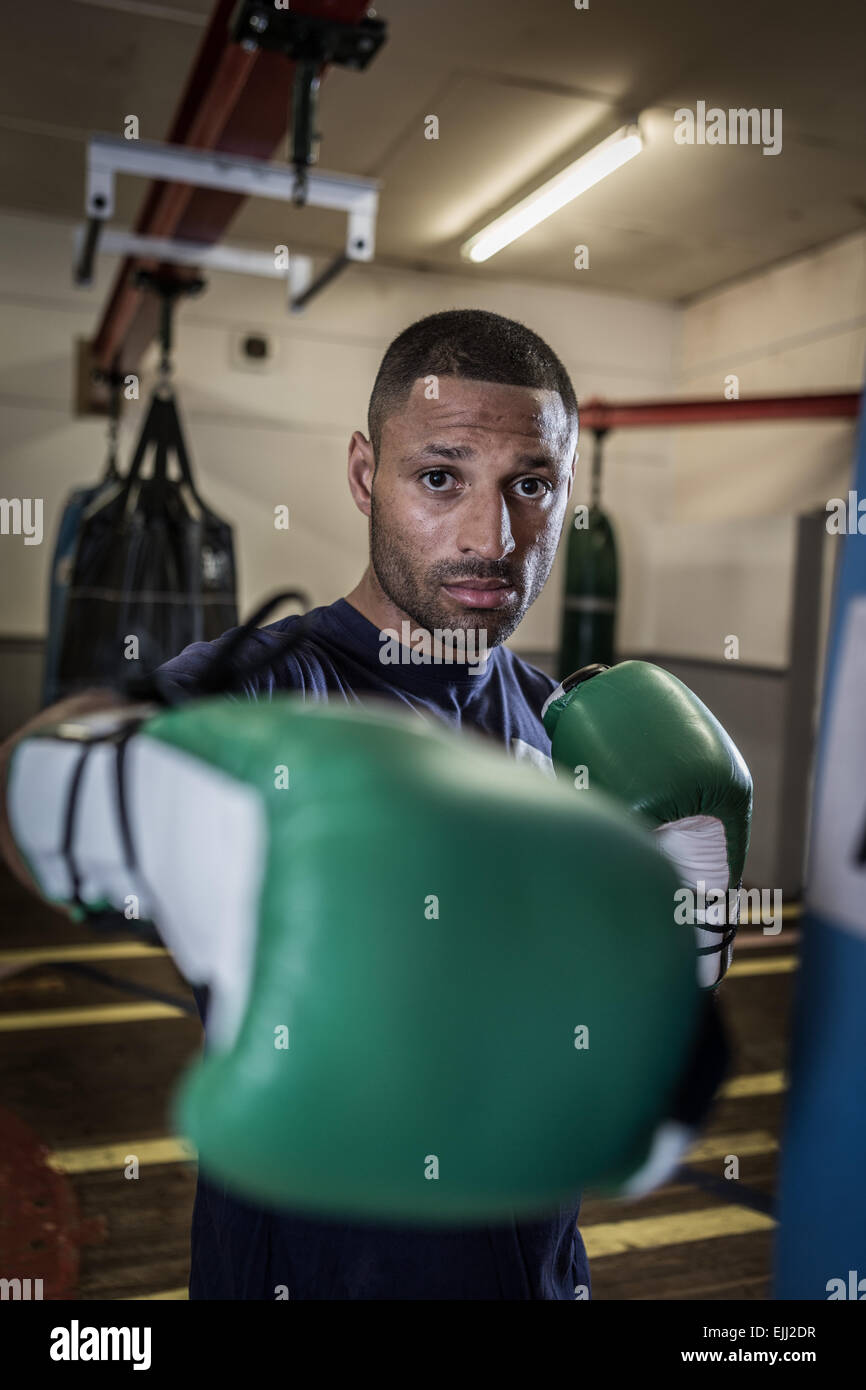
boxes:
[462,125,643,263]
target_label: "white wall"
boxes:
[0,209,679,657]
[645,230,866,668]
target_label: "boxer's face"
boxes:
[349,376,577,646]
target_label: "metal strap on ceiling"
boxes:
[81,0,378,411]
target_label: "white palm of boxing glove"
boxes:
[7,706,265,1050]
[543,661,753,989]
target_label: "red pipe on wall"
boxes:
[580,393,861,430]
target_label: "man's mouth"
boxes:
[441,579,518,610]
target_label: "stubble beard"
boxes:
[368,491,557,648]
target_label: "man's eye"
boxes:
[514,477,551,498]
[422,470,455,491]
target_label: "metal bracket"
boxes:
[233,6,386,69]
[75,135,380,309]
[231,5,387,203]
[74,226,316,311]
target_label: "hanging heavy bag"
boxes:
[54,388,237,699]
[557,504,618,680]
[557,428,619,679]
[42,468,119,710]
[43,376,127,708]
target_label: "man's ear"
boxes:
[347,431,376,518]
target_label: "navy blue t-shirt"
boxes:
[156,597,590,1300]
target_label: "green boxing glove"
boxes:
[542,661,753,989]
[8,696,699,1223]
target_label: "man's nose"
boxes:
[455,490,515,561]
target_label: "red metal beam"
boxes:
[89,0,372,387]
[580,393,861,431]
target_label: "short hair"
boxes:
[367,309,579,458]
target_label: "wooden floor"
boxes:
[0,863,796,1300]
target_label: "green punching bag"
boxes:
[557,427,618,681]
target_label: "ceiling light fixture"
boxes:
[461,123,643,264]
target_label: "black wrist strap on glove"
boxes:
[695,882,742,988]
[48,706,156,929]
[696,925,739,959]
[123,589,315,709]
[60,590,316,930]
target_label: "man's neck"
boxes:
[343,567,408,635]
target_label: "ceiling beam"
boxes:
[85,0,373,407]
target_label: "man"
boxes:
[161,308,585,1299]
[1,308,585,1299]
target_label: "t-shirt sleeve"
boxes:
[153,637,239,702]
[153,625,299,703]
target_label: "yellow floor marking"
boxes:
[124,1287,189,1301]
[720,1070,786,1099]
[47,1126,779,1179]
[741,902,801,924]
[733,931,799,950]
[0,1001,187,1030]
[727,956,796,977]
[0,941,165,968]
[583,1204,775,1257]
[686,1130,778,1161]
[47,1136,196,1174]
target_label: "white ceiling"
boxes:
[0,0,864,301]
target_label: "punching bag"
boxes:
[54,386,238,699]
[557,428,618,680]
[774,381,866,1298]
[42,383,122,708]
